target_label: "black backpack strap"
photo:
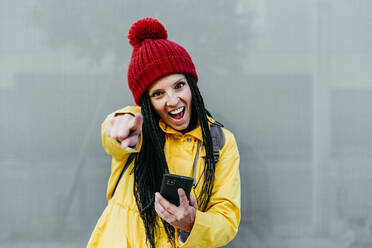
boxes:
[111,153,136,198]
[210,122,225,163]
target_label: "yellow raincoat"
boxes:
[87,106,241,248]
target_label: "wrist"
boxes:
[114,112,135,117]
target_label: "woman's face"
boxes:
[148,74,192,131]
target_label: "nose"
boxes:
[166,91,179,107]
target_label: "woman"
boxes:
[87,17,240,248]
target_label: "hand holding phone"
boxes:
[160,174,193,206]
[155,180,197,232]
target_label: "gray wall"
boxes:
[1,0,372,247]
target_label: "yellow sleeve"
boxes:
[176,129,241,247]
[101,106,142,200]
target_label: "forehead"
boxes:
[148,74,186,92]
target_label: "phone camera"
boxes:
[167,179,175,185]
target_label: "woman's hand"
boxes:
[155,188,197,233]
[104,113,143,150]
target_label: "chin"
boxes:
[169,122,189,131]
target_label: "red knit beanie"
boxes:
[127,17,198,105]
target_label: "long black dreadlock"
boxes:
[132,74,216,248]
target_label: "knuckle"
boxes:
[119,115,127,120]
[107,117,114,125]
[111,118,118,126]
[125,115,133,122]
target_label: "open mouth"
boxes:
[168,107,185,120]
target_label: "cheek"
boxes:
[151,100,166,116]
[180,87,192,106]
[186,92,192,107]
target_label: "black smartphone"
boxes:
[160,174,193,206]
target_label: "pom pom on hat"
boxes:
[127,17,198,105]
[128,17,168,47]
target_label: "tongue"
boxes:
[172,111,183,120]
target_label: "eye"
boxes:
[175,81,186,89]
[151,91,163,98]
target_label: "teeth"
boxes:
[170,107,184,115]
